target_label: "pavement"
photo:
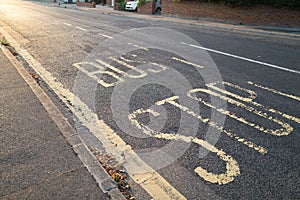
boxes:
[0,45,116,199]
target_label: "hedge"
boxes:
[194,0,300,7]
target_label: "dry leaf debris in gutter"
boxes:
[89,147,135,200]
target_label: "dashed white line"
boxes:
[182,42,300,75]
[99,33,113,39]
[128,43,149,51]
[75,26,87,31]
[63,22,72,27]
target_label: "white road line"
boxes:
[99,33,113,39]
[63,22,72,27]
[75,26,87,31]
[181,42,300,75]
[128,43,149,51]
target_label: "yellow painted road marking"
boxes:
[129,108,240,185]
[193,138,240,185]
[63,22,72,26]
[119,56,146,64]
[155,96,267,154]
[188,88,293,136]
[207,81,257,102]
[171,57,205,69]
[75,26,87,31]
[98,33,113,39]
[96,58,131,77]
[93,119,186,200]
[73,61,124,88]
[146,62,168,73]
[118,56,168,73]
[248,81,300,102]
[208,81,300,124]
[0,28,187,199]
[108,57,148,78]
[73,59,168,88]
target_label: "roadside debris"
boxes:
[89,147,135,200]
[30,73,41,84]
[1,37,9,46]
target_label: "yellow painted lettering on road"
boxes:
[188,88,293,136]
[146,62,168,73]
[207,81,257,102]
[119,56,168,73]
[248,81,300,102]
[119,56,146,64]
[193,138,240,185]
[155,96,267,154]
[208,81,300,124]
[171,57,205,69]
[129,108,240,185]
[73,61,123,87]
[109,57,148,78]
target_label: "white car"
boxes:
[125,0,138,11]
[125,0,161,13]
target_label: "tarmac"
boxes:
[1,2,299,200]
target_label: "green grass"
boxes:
[1,37,9,46]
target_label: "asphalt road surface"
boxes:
[0,0,299,199]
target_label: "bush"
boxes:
[138,0,152,7]
[195,0,300,7]
[263,0,300,7]
[115,0,126,10]
[119,1,126,10]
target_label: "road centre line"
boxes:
[99,33,113,39]
[181,42,300,75]
[75,26,87,31]
[0,27,185,200]
[63,22,72,27]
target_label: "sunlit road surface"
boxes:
[0,0,300,199]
